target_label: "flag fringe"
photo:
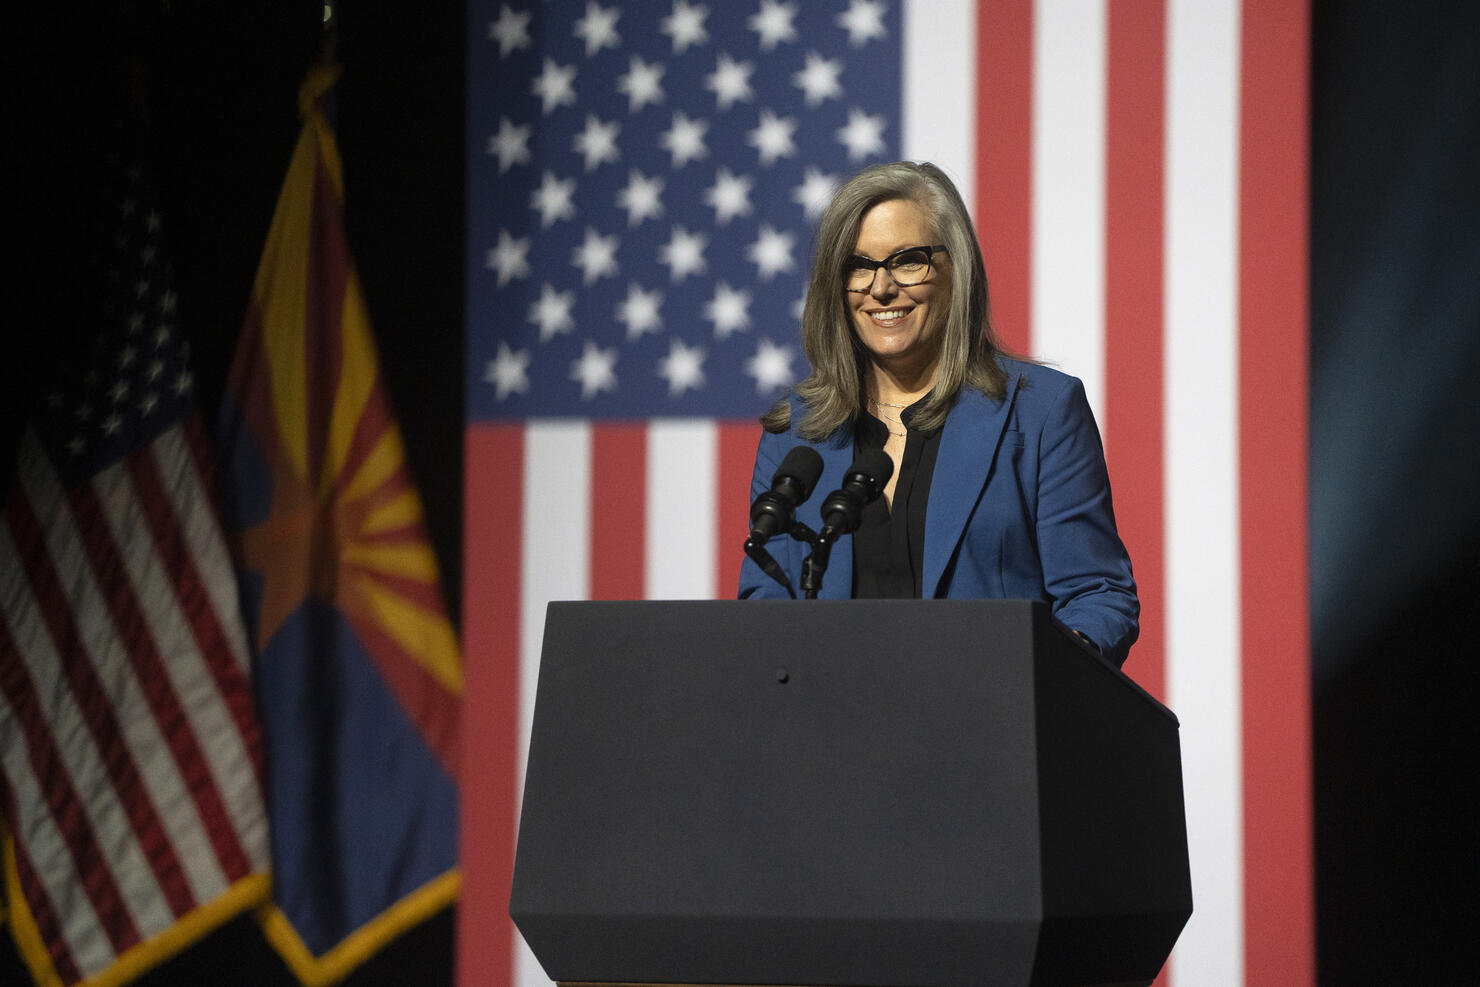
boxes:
[3,832,271,987]
[256,868,460,987]
[2,834,57,987]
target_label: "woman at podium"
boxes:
[738,160,1139,667]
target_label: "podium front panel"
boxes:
[508,599,1187,987]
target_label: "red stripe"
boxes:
[120,452,255,884]
[180,407,268,790]
[458,424,524,987]
[715,421,762,599]
[0,501,141,954]
[178,420,268,783]
[142,435,265,759]
[1105,11,1172,986]
[1104,0,1168,710]
[975,0,1035,356]
[183,416,230,531]
[590,424,647,600]
[13,482,199,920]
[0,736,86,984]
[1239,1,1314,983]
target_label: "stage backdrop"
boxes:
[460,2,1310,986]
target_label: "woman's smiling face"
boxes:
[846,197,951,380]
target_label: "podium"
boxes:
[509,600,1191,987]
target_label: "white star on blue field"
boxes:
[468,0,901,420]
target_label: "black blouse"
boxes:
[852,398,942,599]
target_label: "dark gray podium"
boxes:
[509,600,1191,987]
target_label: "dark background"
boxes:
[5,1,1478,984]
[1307,2,1480,982]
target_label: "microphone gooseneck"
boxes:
[744,446,825,597]
[801,450,895,599]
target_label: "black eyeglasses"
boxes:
[843,245,947,292]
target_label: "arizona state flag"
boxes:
[217,63,461,984]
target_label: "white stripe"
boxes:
[0,684,113,978]
[10,450,176,938]
[901,0,976,217]
[518,420,592,775]
[95,447,266,887]
[1031,0,1108,424]
[1165,0,1245,983]
[74,463,229,908]
[150,426,253,676]
[644,419,716,600]
[516,420,590,987]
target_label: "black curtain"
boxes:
[1310,0,1480,982]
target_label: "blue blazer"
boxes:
[738,358,1140,666]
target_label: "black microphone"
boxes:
[797,449,895,599]
[748,446,825,543]
[816,449,894,543]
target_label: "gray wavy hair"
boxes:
[763,160,1009,439]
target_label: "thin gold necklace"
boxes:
[867,397,908,437]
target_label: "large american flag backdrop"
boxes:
[461,2,1310,986]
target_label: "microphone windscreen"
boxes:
[772,446,825,500]
[850,447,895,489]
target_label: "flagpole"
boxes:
[320,0,338,66]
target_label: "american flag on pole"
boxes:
[461,2,1311,986]
[0,163,271,986]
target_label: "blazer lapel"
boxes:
[921,376,1021,597]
